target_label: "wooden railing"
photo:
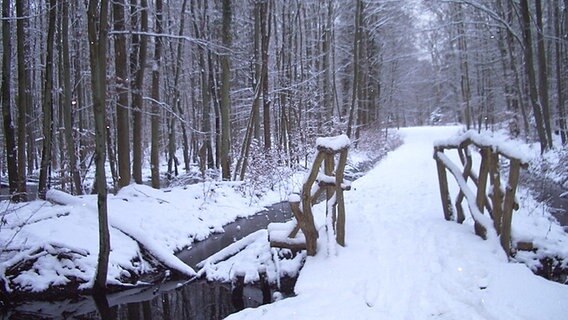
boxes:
[433,131,528,256]
[269,135,351,256]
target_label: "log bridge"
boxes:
[269,135,351,256]
[433,131,529,256]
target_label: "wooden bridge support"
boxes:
[434,133,528,256]
[270,135,351,256]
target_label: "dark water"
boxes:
[1,202,295,320]
[177,201,292,269]
[1,160,373,319]
[523,174,568,228]
[2,278,286,320]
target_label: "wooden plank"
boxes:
[434,150,454,221]
[501,159,521,256]
[269,240,307,251]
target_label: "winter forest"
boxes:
[1,0,568,318]
[0,0,564,200]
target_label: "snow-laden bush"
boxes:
[238,140,302,205]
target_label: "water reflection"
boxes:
[3,277,291,320]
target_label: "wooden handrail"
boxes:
[434,131,527,256]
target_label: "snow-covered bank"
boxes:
[0,132,391,300]
[0,181,288,296]
[227,126,568,320]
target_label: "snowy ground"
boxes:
[226,126,568,320]
[0,174,300,294]
[2,125,567,319]
[0,137,377,296]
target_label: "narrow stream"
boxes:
[1,159,382,320]
[520,173,568,228]
[176,201,292,269]
[1,202,296,320]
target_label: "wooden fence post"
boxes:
[489,151,503,234]
[434,149,454,221]
[474,148,491,240]
[501,159,521,255]
[300,152,325,256]
[324,153,336,232]
[336,149,348,246]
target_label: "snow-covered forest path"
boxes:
[228,126,568,320]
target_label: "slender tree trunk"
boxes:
[520,0,548,153]
[106,119,118,191]
[220,0,232,180]
[150,0,163,188]
[131,0,148,184]
[555,0,567,144]
[503,0,530,137]
[253,2,261,140]
[208,53,221,169]
[15,0,30,201]
[192,0,213,173]
[455,3,472,130]
[171,0,190,172]
[261,0,271,151]
[1,0,19,200]
[61,1,83,195]
[347,0,362,138]
[322,0,333,125]
[113,0,131,189]
[38,0,57,200]
[87,0,111,294]
[535,0,553,147]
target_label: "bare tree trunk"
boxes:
[253,2,261,140]
[322,0,333,126]
[61,1,83,195]
[520,0,548,153]
[113,0,131,189]
[171,0,190,172]
[261,0,271,151]
[455,3,472,130]
[105,120,118,191]
[347,0,362,138]
[150,0,163,188]
[555,0,567,144]
[192,0,213,173]
[15,0,30,201]
[220,0,232,180]
[38,0,57,200]
[535,0,553,147]
[87,0,110,294]
[208,52,221,169]
[131,0,148,184]
[1,0,19,200]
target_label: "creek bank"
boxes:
[515,172,568,284]
[1,139,399,319]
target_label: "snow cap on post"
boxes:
[316,134,350,153]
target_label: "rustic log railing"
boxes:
[433,131,528,256]
[269,135,351,256]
